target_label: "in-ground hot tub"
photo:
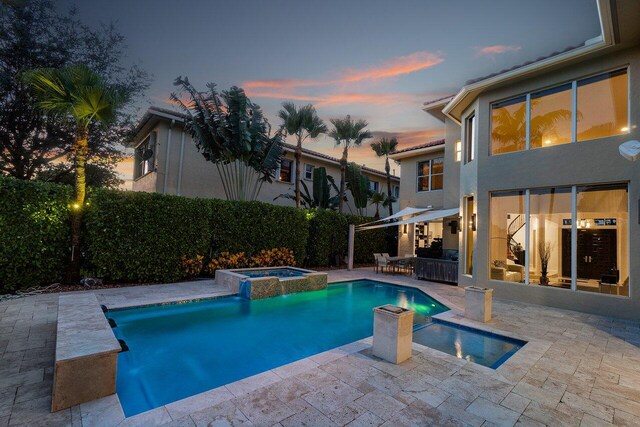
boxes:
[215,266,328,299]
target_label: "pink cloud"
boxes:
[475,45,521,55]
[243,50,443,91]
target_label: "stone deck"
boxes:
[1,270,640,426]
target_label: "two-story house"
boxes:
[392,0,640,319]
[130,107,399,217]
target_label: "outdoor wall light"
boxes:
[403,224,408,234]
[471,214,477,231]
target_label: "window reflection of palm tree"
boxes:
[492,100,572,152]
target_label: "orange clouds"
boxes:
[242,51,443,106]
[475,45,521,55]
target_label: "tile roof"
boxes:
[423,95,455,107]
[464,43,583,86]
[389,139,445,155]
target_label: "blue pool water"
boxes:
[108,280,448,416]
[413,319,526,369]
[240,268,306,278]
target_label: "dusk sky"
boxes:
[56,0,601,182]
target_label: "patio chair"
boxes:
[374,254,390,274]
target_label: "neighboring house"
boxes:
[392,0,640,319]
[130,107,399,217]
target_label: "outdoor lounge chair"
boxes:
[374,254,390,274]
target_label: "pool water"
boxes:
[240,268,306,278]
[413,319,526,369]
[108,280,448,416]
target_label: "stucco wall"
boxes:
[457,46,640,320]
[132,121,398,217]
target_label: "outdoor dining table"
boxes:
[385,256,414,274]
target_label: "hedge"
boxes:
[84,190,213,282]
[209,200,308,265]
[0,177,72,292]
[0,177,389,289]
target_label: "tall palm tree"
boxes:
[23,64,124,282]
[369,192,385,219]
[370,137,398,217]
[328,115,372,213]
[277,102,327,208]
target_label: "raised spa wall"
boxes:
[216,267,328,299]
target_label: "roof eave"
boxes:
[442,0,615,123]
[389,144,445,160]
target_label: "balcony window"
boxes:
[577,69,628,142]
[491,96,526,155]
[417,158,444,192]
[490,68,628,156]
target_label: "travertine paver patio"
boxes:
[1,270,640,426]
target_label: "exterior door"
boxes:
[561,229,617,280]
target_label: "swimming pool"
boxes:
[413,319,526,369]
[108,279,448,416]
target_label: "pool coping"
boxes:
[82,276,549,424]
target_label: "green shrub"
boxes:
[209,200,308,265]
[305,209,348,266]
[0,177,71,292]
[84,190,212,282]
[346,215,389,264]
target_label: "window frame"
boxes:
[277,159,293,183]
[489,67,630,157]
[465,113,476,164]
[416,157,444,192]
[303,164,314,181]
[135,132,156,179]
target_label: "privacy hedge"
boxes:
[83,190,213,282]
[1,177,388,289]
[0,177,72,292]
[209,200,308,265]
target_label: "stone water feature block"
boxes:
[465,286,493,322]
[52,293,121,411]
[282,273,328,294]
[372,305,414,364]
[248,277,281,299]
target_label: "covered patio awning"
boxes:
[358,206,433,226]
[356,207,460,231]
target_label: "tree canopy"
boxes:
[0,0,149,187]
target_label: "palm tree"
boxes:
[369,192,385,219]
[370,137,398,217]
[278,102,327,208]
[23,64,124,282]
[328,115,372,213]
[171,78,284,201]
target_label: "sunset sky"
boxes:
[56,0,601,185]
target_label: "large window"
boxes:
[530,84,572,149]
[577,70,628,141]
[491,96,526,155]
[490,190,526,283]
[278,159,293,183]
[368,180,379,192]
[528,187,572,286]
[490,183,629,296]
[417,158,444,192]
[465,114,476,163]
[490,69,628,155]
[465,196,475,275]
